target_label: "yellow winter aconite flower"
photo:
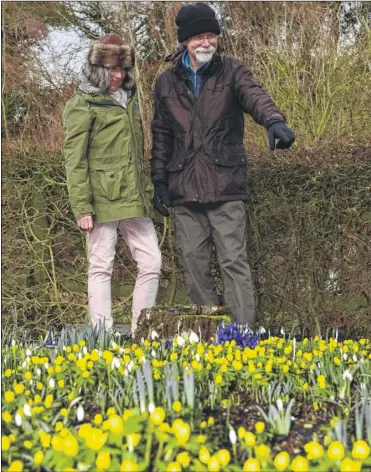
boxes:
[94,414,103,425]
[243,458,261,471]
[352,440,370,460]
[274,451,290,471]
[2,412,12,423]
[120,460,139,472]
[208,455,221,472]
[23,440,32,449]
[340,458,362,472]
[172,419,191,445]
[199,446,211,464]
[215,374,223,384]
[304,441,324,460]
[150,407,166,425]
[55,421,63,432]
[317,375,326,389]
[107,407,116,416]
[291,456,309,472]
[96,451,111,470]
[105,414,124,434]
[7,460,23,472]
[166,462,181,472]
[44,394,54,408]
[244,431,256,447]
[255,444,270,463]
[33,450,44,465]
[176,451,191,468]
[39,431,51,448]
[328,441,345,460]
[63,433,79,457]
[85,428,107,451]
[2,436,10,451]
[24,371,32,380]
[4,391,15,403]
[216,449,230,466]
[14,384,25,395]
[172,401,182,412]
[255,422,265,433]
[238,426,247,440]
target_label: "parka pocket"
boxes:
[90,165,127,202]
[166,157,185,200]
[214,147,248,196]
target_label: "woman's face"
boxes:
[108,67,126,92]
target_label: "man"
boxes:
[150,3,295,327]
[63,33,161,335]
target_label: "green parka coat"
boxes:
[63,90,154,223]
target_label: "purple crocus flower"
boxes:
[215,322,260,348]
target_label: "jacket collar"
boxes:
[166,45,223,80]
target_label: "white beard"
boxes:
[195,46,216,65]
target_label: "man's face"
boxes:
[108,67,126,92]
[184,32,218,64]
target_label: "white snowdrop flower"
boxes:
[11,340,16,347]
[23,404,32,417]
[176,335,185,347]
[82,347,87,355]
[229,429,237,445]
[78,353,82,360]
[76,405,85,422]
[343,353,348,361]
[62,345,66,351]
[151,350,157,358]
[277,399,284,411]
[259,327,266,334]
[124,369,128,376]
[128,361,134,372]
[29,380,34,387]
[148,403,155,414]
[15,413,22,426]
[151,330,159,340]
[98,350,103,357]
[119,347,124,354]
[111,341,117,350]
[280,327,285,336]
[114,331,121,337]
[342,370,353,382]
[22,361,27,368]
[36,368,41,376]
[360,358,365,364]
[44,362,49,370]
[189,331,199,343]
[111,357,120,369]
[26,349,32,357]
[195,354,200,362]
[353,355,358,363]
[49,378,55,388]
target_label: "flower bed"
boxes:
[1,327,371,471]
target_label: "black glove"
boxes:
[267,120,295,151]
[153,183,171,217]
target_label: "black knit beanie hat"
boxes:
[176,3,221,43]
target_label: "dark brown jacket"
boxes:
[151,48,285,205]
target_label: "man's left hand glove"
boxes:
[268,120,295,151]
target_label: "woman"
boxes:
[63,33,161,335]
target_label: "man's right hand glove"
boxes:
[153,183,171,217]
[267,119,295,151]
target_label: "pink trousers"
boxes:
[87,217,161,334]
